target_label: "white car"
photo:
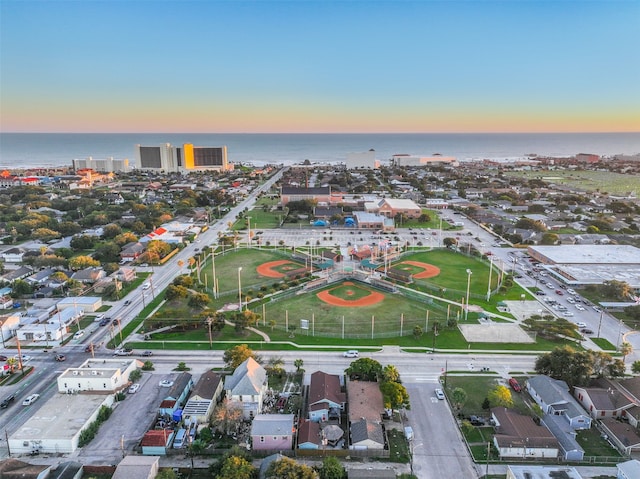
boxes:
[142,282,151,290]
[22,394,40,406]
[563,311,574,317]
[14,355,32,363]
[575,304,586,311]
[128,384,140,394]
[159,379,174,388]
[575,322,587,328]
[343,350,359,358]
[73,330,85,339]
[435,388,445,400]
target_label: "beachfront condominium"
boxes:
[134,143,233,173]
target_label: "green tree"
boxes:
[632,360,640,375]
[211,400,244,436]
[620,342,633,363]
[317,456,346,479]
[223,344,259,369]
[156,469,177,479]
[451,387,468,412]
[165,284,189,301]
[294,358,304,373]
[68,255,100,270]
[487,385,513,408]
[535,345,594,388]
[345,357,383,381]
[413,325,423,339]
[129,369,142,382]
[266,456,318,479]
[380,381,410,410]
[188,292,210,309]
[217,454,256,479]
[381,364,400,383]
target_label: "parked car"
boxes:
[575,304,586,311]
[113,348,133,356]
[343,350,359,358]
[141,350,153,357]
[435,388,445,400]
[54,354,66,361]
[508,378,522,393]
[128,383,140,394]
[22,394,40,406]
[575,322,587,329]
[469,415,486,426]
[581,328,594,335]
[0,394,15,408]
[159,379,174,387]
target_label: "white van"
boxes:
[173,428,187,448]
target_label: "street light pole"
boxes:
[238,267,243,311]
[465,269,473,321]
[486,256,493,302]
[597,310,604,338]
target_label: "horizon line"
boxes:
[3,130,640,135]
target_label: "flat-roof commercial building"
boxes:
[527,245,640,289]
[135,143,232,172]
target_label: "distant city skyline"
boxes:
[1,0,639,134]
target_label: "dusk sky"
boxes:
[1,0,639,133]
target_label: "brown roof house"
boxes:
[491,407,560,459]
[0,458,51,479]
[182,371,223,424]
[347,380,385,450]
[308,371,345,423]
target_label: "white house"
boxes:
[223,357,267,419]
[57,358,139,394]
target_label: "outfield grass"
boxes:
[505,170,639,196]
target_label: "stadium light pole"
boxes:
[486,256,493,302]
[237,267,243,311]
[465,269,473,321]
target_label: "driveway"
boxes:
[405,382,480,478]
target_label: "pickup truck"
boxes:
[113,348,133,356]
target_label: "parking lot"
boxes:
[75,371,182,463]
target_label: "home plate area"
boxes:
[458,323,535,343]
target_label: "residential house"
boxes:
[140,429,174,456]
[617,459,640,479]
[0,458,51,479]
[25,268,55,288]
[599,417,640,456]
[158,373,193,416]
[112,455,159,479]
[1,247,26,263]
[346,380,384,450]
[250,414,295,451]
[224,357,268,419]
[71,267,106,284]
[574,378,636,423]
[297,420,322,450]
[308,371,345,422]
[527,376,591,430]
[491,407,560,459]
[506,465,582,479]
[182,371,223,424]
[120,242,146,262]
[349,418,385,450]
[1,266,33,283]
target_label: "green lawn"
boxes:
[576,427,621,457]
[505,170,640,196]
[387,429,410,463]
[443,375,531,416]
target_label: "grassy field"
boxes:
[505,170,640,196]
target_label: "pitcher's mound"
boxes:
[459,323,534,343]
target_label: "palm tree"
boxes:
[620,341,633,363]
[269,319,276,331]
[294,358,304,373]
[382,364,400,383]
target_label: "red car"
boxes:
[508,378,522,393]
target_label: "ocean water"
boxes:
[1,132,639,169]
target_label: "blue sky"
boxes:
[1,0,639,133]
